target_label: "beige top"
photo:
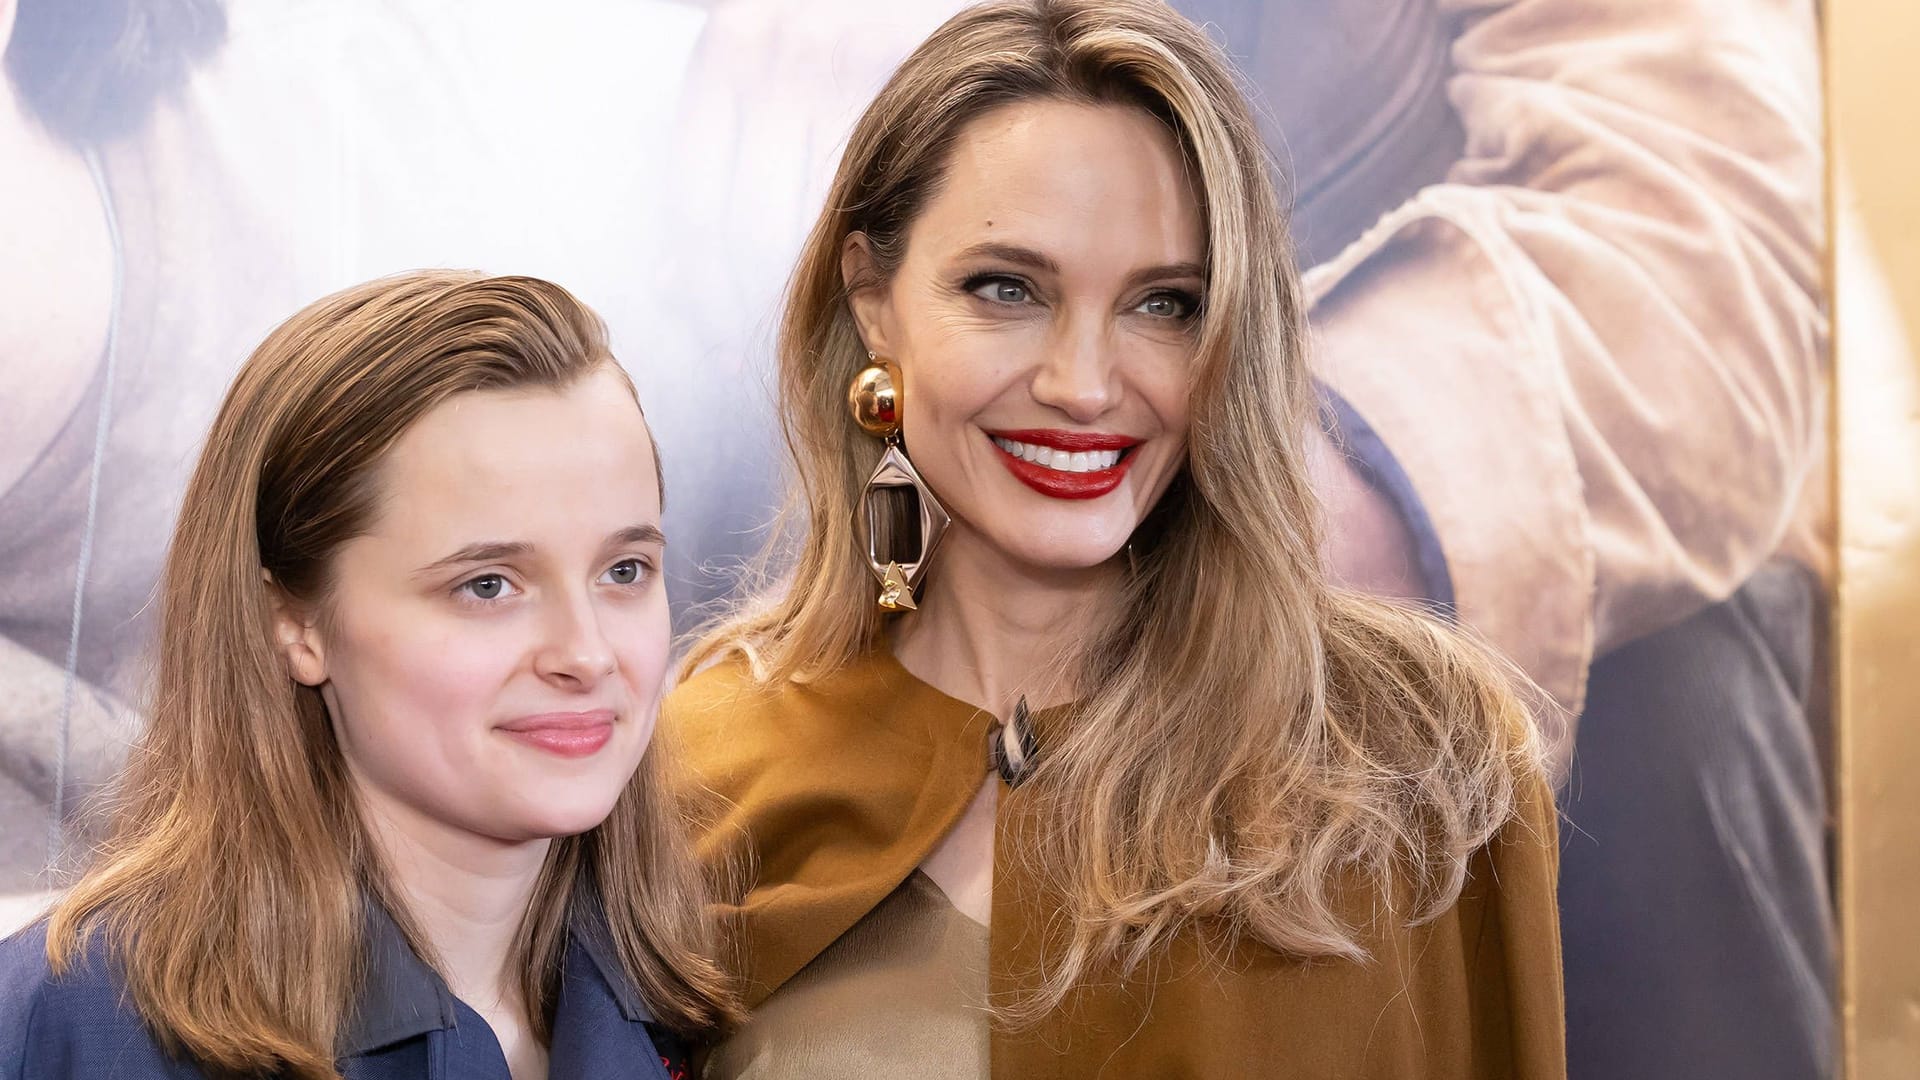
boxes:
[702,871,989,1079]
[1305,0,1830,771]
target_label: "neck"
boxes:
[889,524,1125,717]
[357,789,551,1021]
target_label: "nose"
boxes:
[1029,309,1120,424]
[533,588,617,689]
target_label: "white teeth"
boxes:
[991,436,1129,473]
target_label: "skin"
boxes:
[272,366,668,1080]
[845,99,1418,924]
[846,101,1205,701]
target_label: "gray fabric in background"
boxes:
[1559,560,1835,1080]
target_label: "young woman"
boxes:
[0,271,736,1079]
[666,1,1564,1076]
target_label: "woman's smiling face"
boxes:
[276,366,670,846]
[845,98,1206,573]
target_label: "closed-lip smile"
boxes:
[986,428,1142,499]
[497,709,616,758]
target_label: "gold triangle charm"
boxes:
[877,562,918,611]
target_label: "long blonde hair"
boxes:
[685,0,1544,1016]
[47,271,738,1077]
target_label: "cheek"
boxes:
[1162,380,1194,435]
[897,303,1037,424]
[609,600,673,711]
[1134,337,1196,429]
[327,616,519,757]
[908,355,1010,430]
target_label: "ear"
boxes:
[841,231,898,360]
[263,570,329,687]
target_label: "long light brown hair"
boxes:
[46,271,738,1077]
[686,0,1546,1016]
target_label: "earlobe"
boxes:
[262,571,328,687]
[840,232,895,359]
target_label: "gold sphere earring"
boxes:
[848,356,901,439]
[847,352,949,612]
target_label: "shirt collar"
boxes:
[565,893,657,1026]
[339,900,459,1057]
[336,893,656,1058]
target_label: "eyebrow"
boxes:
[953,242,1206,290]
[1124,261,1208,290]
[608,524,668,549]
[412,524,667,579]
[413,541,533,579]
[954,242,1061,275]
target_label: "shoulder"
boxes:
[663,654,890,792]
[663,655,781,732]
[0,922,197,1079]
[666,651,895,722]
[1444,771,1567,1066]
[662,650,943,882]
[662,657,791,784]
[0,922,60,1070]
[1429,769,1562,1023]
[1476,768,1562,902]
[662,658,826,864]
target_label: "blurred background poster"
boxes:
[1,1,1876,1077]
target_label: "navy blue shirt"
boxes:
[0,902,689,1079]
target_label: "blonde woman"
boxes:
[0,272,736,1078]
[666,0,1564,1076]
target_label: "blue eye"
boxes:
[969,276,1031,304]
[601,559,648,586]
[459,574,515,601]
[1137,292,1197,319]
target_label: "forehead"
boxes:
[910,98,1206,269]
[371,367,661,546]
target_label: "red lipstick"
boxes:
[991,429,1139,452]
[497,710,615,759]
[987,429,1142,500]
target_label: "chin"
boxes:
[497,790,626,841]
[992,523,1131,572]
[973,480,1161,566]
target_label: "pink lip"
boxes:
[497,710,615,759]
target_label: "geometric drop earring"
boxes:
[846,352,950,611]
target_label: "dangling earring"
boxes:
[848,352,950,611]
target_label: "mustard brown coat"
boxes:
[666,651,1567,1079]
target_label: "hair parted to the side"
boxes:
[45,270,737,1078]
[683,0,1547,1020]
